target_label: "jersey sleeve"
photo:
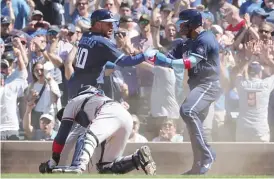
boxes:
[101,41,125,64]
[190,38,208,61]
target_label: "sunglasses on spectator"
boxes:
[139,20,150,26]
[259,29,271,34]
[32,16,42,21]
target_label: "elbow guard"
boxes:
[171,56,199,69]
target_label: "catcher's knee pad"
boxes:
[96,154,139,174]
[72,130,99,171]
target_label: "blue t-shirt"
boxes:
[240,0,262,16]
[1,0,30,29]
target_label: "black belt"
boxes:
[94,100,115,116]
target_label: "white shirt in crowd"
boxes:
[33,79,62,114]
[128,133,148,143]
[236,75,274,142]
[0,69,28,132]
[150,66,180,119]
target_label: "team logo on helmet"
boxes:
[109,12,114,18]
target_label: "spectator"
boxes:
[262,0,274,23]
[137,61,180,140]
[23,105,57,140]
[201,10,215,30]
[119,16,140,39]
[128,114,148,142]
[34,0,65,26]
[119,2,132,17]
[132,14,153,51]
[1,16,13,42]
[1,0,30,29]
[22,10,50,36]
[152,119,184,142]
[239,0,263,16]
[72,0,92,31]
[268,89,274,142]
[25,61,61,130]
[251,8,269,27]
[221,5,245,33]
[131,0,151,21]
[235,61,274,142]
[0,47,27,140]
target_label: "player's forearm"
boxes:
[52,120,74,164]
[116,53,145,67]
[155,52,202,69]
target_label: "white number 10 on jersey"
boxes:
[76,47,88,69]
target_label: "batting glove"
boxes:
[143,47,159,61]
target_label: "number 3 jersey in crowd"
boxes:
[235,75,274,141]
[68,32,124,98]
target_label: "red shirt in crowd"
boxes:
[226,20,246,32]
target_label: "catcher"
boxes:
[39,85,156,175]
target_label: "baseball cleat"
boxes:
[52,166,83,174]
[137,146,156,175]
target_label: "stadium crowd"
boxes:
[1,0,274,142]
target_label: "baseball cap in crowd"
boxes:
[2,51,16,62]
[120,2,131,9]
[160,4,173,12]
[1,16,11,25]
[119,16,134,23]
[252,8,269,18]
[248,61,264,75]
[47,25,60,35]
[32,10,44,17]
[40,114,54,123]
[139,14,150,25]
[1,59,10,69]
[201,11,215,23]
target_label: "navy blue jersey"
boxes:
[168,31,220,87]
[68,32,124,98]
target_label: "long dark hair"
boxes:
[31,61,44,83]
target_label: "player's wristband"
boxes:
[183,58,191,69]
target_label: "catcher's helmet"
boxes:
[90,9,118,26]
[176,9,202,31]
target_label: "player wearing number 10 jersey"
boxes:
[68,9,158,98]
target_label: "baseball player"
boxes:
[68,9,158,98]
[151,9,221,175]
[39,85,156,175]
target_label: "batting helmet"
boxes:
[90,9,118,26]
[176,9,202,31]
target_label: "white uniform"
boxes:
[60,93,133,170]
[235,75,274,142]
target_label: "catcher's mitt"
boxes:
[39,161,52,174]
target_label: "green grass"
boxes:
[1,174,273,178]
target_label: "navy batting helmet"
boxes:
[90,9,118,26]
[176,9,202,31]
